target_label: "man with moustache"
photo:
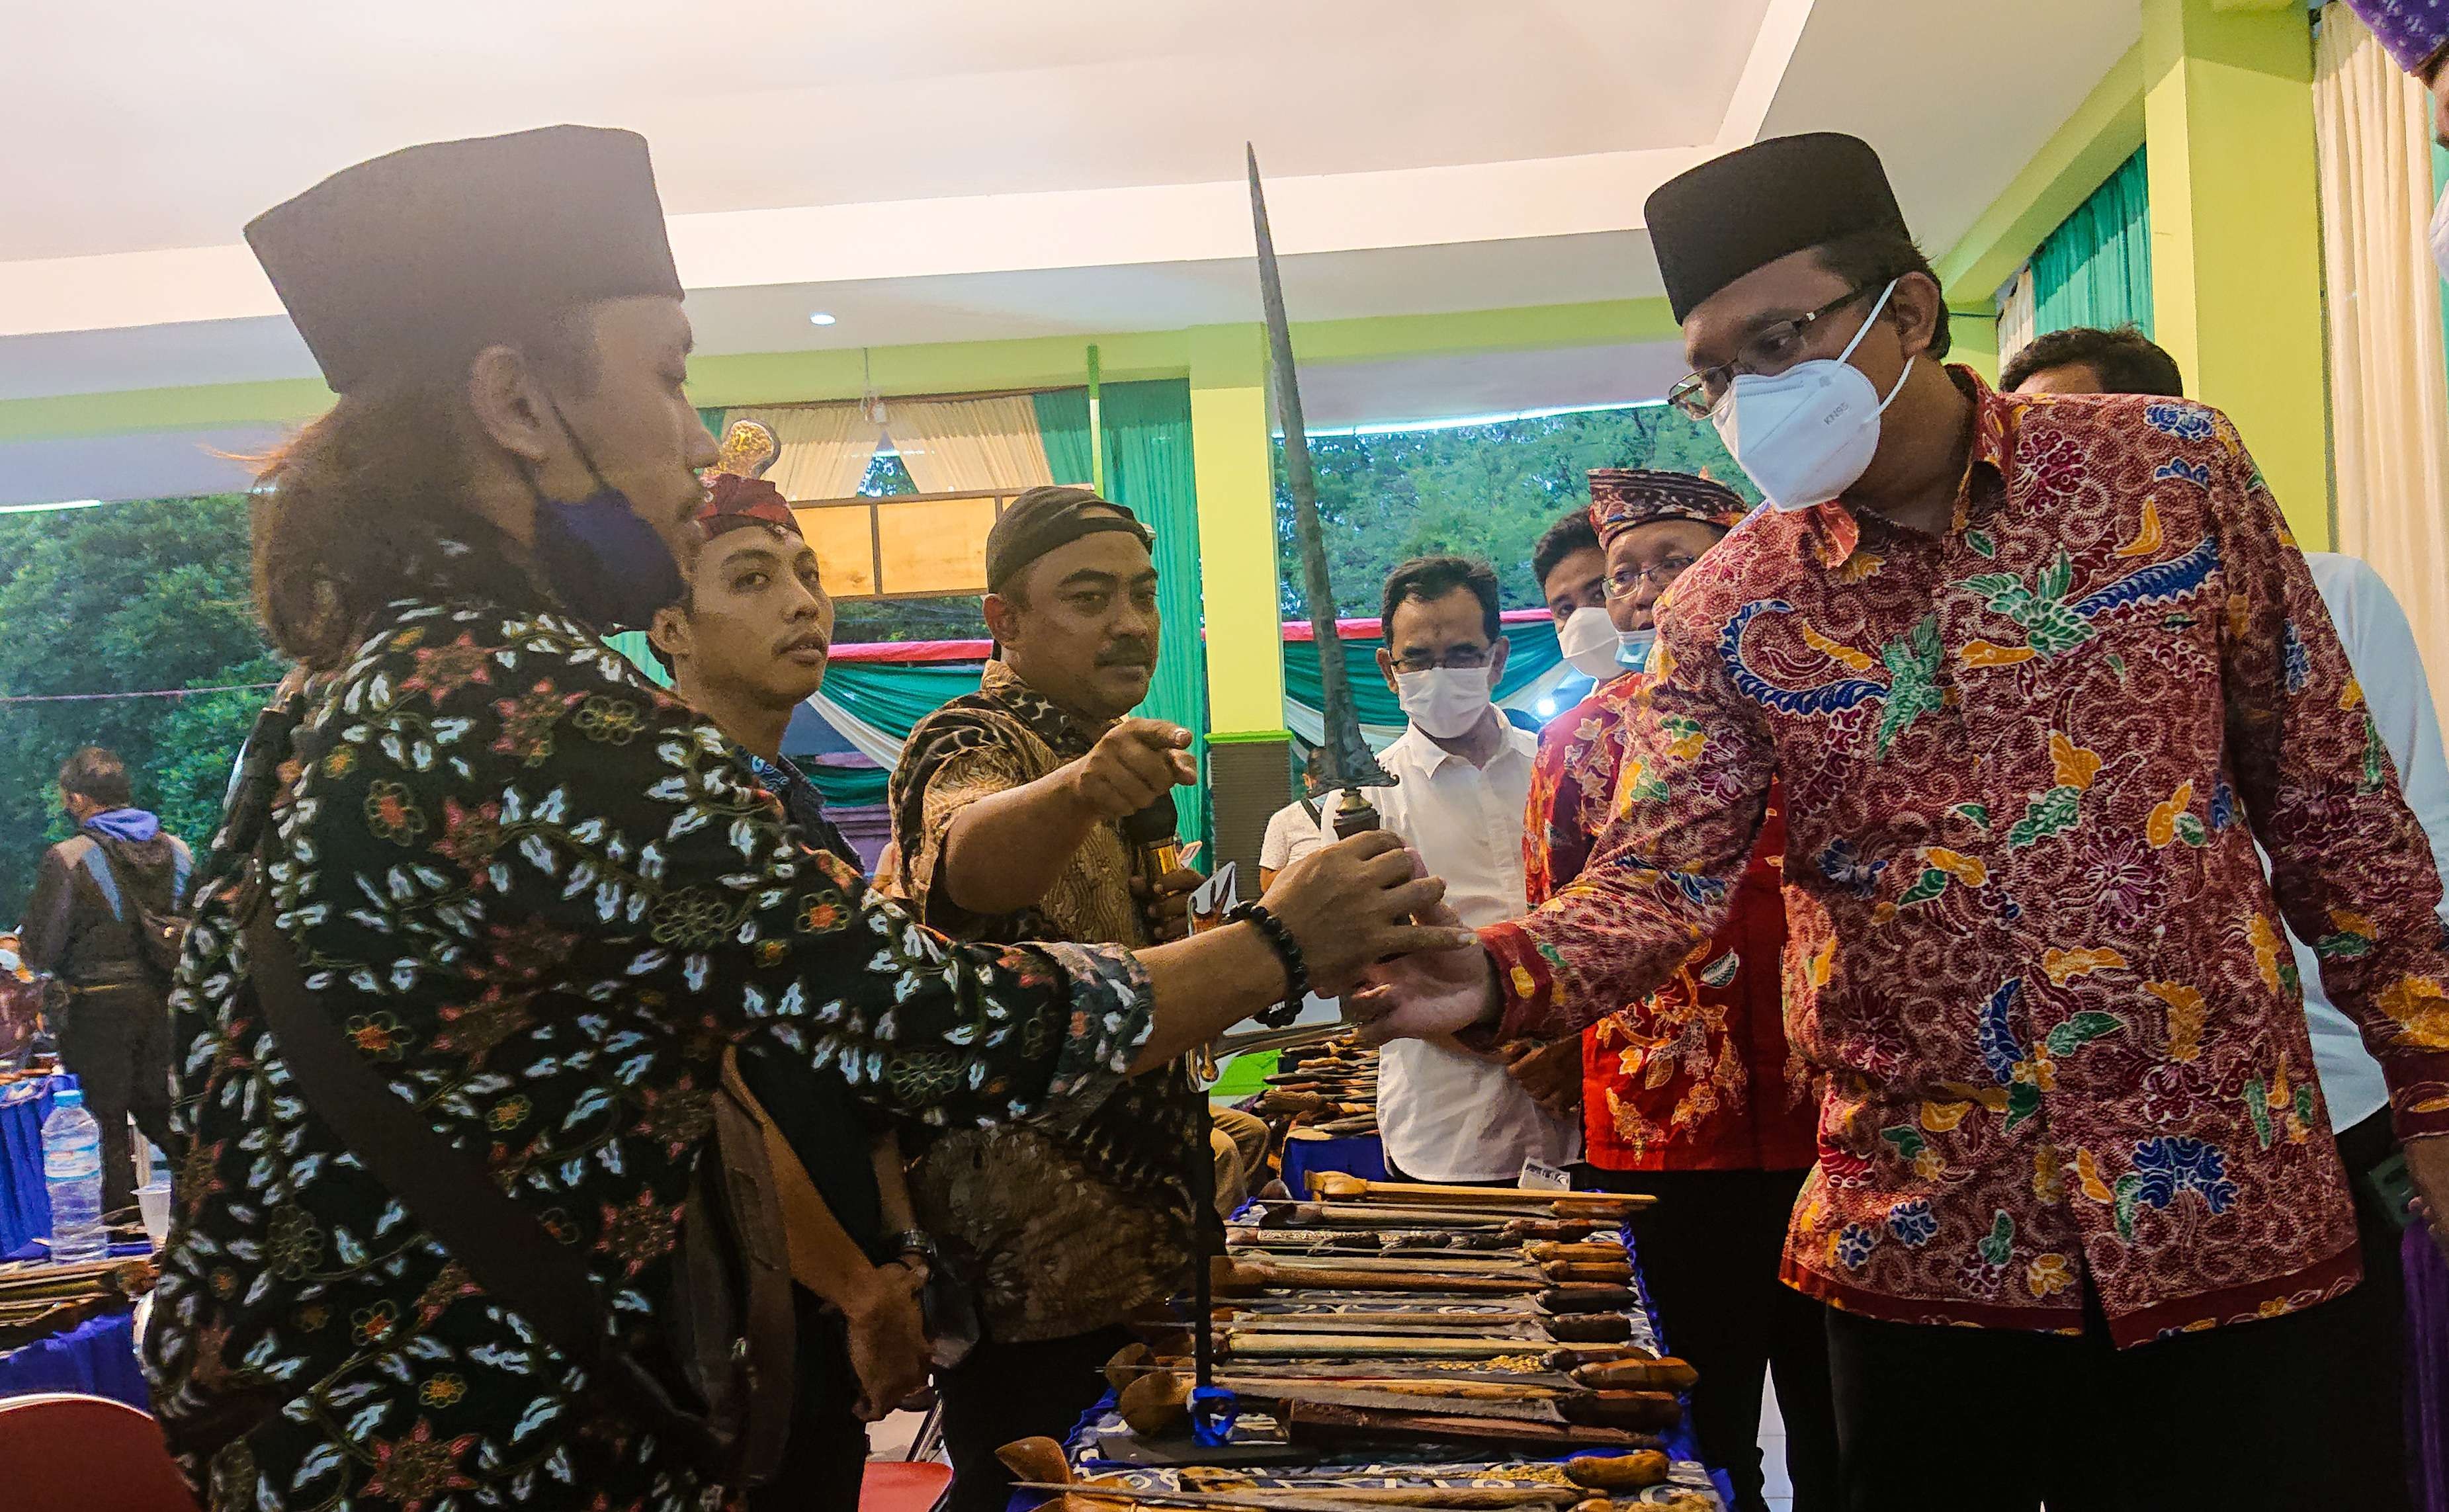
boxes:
[887,484,1216,1512]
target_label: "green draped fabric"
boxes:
[804,765,888,806]
[1032,381,1209,847]
[1033,390,1096,490]
[2434,146,2448,399]
[605,632,671,688]
[697,407,727,441]
[2034,147,2153,338]
[820,660,990,733]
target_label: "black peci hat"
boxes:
[1645,133,1910,323]
[246,124,684,394]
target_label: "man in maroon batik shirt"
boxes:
[1359,132,2449,1510]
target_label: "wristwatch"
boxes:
[889,1229,937,1266]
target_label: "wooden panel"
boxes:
[877,496,998,596]
[795,505,877,598]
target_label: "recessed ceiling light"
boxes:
[807,311,838,326]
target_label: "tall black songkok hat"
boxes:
[1646,132,1910,323]
[246,125,683,394]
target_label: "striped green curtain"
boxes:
[2034,147,2153,337]
[2434,144,2448,396]
[1032,382,1210,849]
[605,632,671,687]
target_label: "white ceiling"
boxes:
[0,0,2143,477]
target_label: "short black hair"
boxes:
[58,747,132,810]
[1381,556,1501,645]
[1811,230,1952,360]
[1531,510,1602,594]
[2000,325,2184,398]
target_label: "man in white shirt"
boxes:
[1258,751,1328,890]
[1365,556,1578,1183]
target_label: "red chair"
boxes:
[860,1458,951,1511]
[0,1392,201,1511]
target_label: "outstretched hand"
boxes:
[1257,833,1475,995]
[1340,892,1500,1047]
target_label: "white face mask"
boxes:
[2429,181,2449,286]
[1395,666,1494,739]
[1617,626,1657,672]
[1557,607,1623,680]
[1711,277,1916,512]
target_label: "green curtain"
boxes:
[2434,145,2449,400]
[2034,147,2153,337]
[1034,390,1096,489]
[804,765,888,807]
[605,632,671,688]
[1033,381,1209,848]
[820,660,989,734]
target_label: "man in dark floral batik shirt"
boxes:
[143,125,1461,1512]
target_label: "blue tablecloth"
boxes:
[0,1077,59,1257]
[0,1308,148,1409]
[1279,1132,1387,1200]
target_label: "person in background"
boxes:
[2007,324,2442,1512]
[1998,324,2184,401]
[889,484,1240,1512]
[150,125,1457,1510]
[18,745,188,1220]
[644,471,929,1507]
[1522,470,1835,1512]
[1365,556,1578,1185]
[1504,507,1623,1136]
[1535,507,1611,678]
[1353,131,2449,1508]
[1258,748,1328,891]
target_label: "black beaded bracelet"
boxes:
[1227,901,1309,1026]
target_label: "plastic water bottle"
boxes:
[42,1085,107,1265]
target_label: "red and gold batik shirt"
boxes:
[1525,673,1814,1172]
[1484,370,2449,1345]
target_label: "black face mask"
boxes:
[525,396,685,632]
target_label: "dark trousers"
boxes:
[1828,1271,2372,1511]
[749,1300,869,1511]
[56,983,173,1216]
[1583,1165,1838,1512]
[937,1324,1135,1512]
[2324,1107,2415,1512]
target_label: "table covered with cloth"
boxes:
[1013,1214,1736,1511]
[0,1075,59,1258]
[1277,1131,1388,1202]
[0,1306,148,1409]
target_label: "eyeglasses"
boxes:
[1389,648,1491,675]
[1666,286,1877,421]
[1602,556,1698,601]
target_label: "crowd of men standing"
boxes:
[17,6,2449,1504]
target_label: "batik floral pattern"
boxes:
[144,577,1152,1510]
[1485,372,2449,1345]
[1524,675,1813,1171]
